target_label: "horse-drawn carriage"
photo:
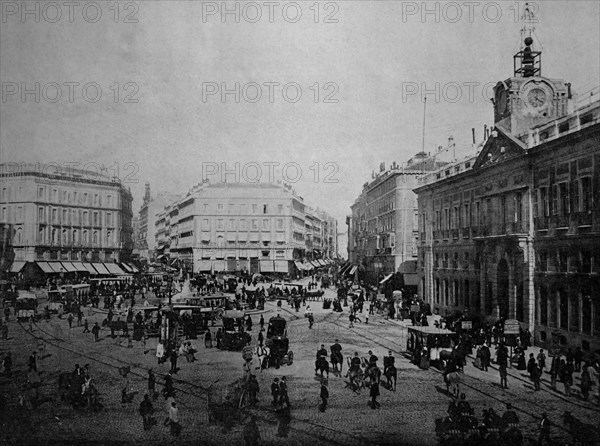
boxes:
[58,372,102,411]
[407,326,458,369]
[206,378,249,425]
[15,293,38,321]
[265,316,293,367]
[220,310,251,351]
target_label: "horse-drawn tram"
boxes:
[48,284,91,313]
[407,326,458,369]
[15,292,38,320]
[266,316,293,366]
[220,310,251,351]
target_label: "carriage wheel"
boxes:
[287,351,293,365]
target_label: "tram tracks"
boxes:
[17,318,378,446]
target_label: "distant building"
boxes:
[156,182,338,275]
[0,163,133,270]
[415,34,600,352]
[347,154,443,287]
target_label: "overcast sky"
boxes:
[2,0,599,251]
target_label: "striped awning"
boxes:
[310,260,320,268]
[294,261,304,271]
[127,263,139,273]
[349,265,358,275]
[71,262,88,272]
[60,262,78,272]
[10,261,26,273]
[48,262,67,273]
[36,262,55,273]
[105,263,126,275]
[379,273,393,284]
[82,263,99,274]
[92,263,111,275]
[119,263,133,273]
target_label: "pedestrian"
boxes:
[532,363,541,391]
[308,313,314,329]
[276,404,291,438]
[348,313,354,328]
[243,415,261,446]
[139,394,154,430]
[580,363,592,401]
[248,374,259,405]
[538,412,551,445]
[549,356,559,391]
[67,313,74,329]
[271,378,280,406]
[204,330,213,348]
[28,351,37,372]
[148,369,157,400]
[91,322,100,341]
[259,315,265,331]
[257,330,264,347]
[369,378,380,409]
[170,348,178,374]
[563,360,573,396]
[28,315,34,332]
[574,347,583,372]
[480,343,491,371]
[121,372,131,403]
[156,342,165,364]
[4,306,9,322]
[279,376,289,407]
[76,310,82,327]
[163,371,175,398]
[537,349,546,373]
[319,379,329,412]
[83,318,90,333]
[497,343,509,389]
[169,401,181,436]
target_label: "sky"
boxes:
[1,0,599,256]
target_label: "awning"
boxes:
[71,262,88,272]
[403,273,420,286]
[10,261,26,273]
[120,263,133,273]
[318,259,327,266]
[348,265,358,276]
[294,261,304,271]
[127,263,139,273]
[274,260,288,273]
[105,263,126,275]
[92,263,111,275]
[310,260,320,268]
[197,260,212,272]
[157,254,167,260]
[379,273,393,284]
[36,262,53,273]
[60,262,78,273]
[303,262,314,271]
[82,263,99,274]
[259,260,274,272]
[48,262,67,273]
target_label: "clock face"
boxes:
[526,88,547,108]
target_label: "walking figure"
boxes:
[67,313,74,329]
[83,319,90,333]
[538,412,551,445]
[319,379,329,412]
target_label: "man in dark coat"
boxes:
[278,376,289,407]
[139,394,154,430]
[170,349,178,374]
[320,379,329,412]
[271,378,280,406]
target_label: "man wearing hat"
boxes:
[538,412,551,445]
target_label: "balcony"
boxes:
[420,232,426,242]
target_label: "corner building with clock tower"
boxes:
[415,35,600,354]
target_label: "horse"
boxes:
[346,366,364,393]
[563,411,600,445]
[444,372,461,398]
[365,364,381,386]
[254,345,270,371]
[315,356,329,379]
[102,319,129,337]
[383,365,397,391]
[330,350,343,377]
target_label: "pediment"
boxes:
[473,125,527,169]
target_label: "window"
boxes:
[559,182,570,215]
[107,231,113,245]
[229,219,236,230]
[16,206,23,222]
[93,231,98,245]
[229,204,236,215]
[52,189,58,202]
[263,205,268,214]
[540,187,549,217]
[38,207,44,222]
[252,204,258,214]
[93,212,98,226]
[62,209,68,224]
[62,229,68,244]
[217,203,224,213]
[581,177,592,212]
[72,209,78,225]
[83,211,88,225]
[278,204,283,214]
[83,230,88,244]
[217,219,224,231]
[514,192,522,223]
[72,230,78,243]
[63,191,68,202]
[551,184,558,215]
[106,194,111,207]
[277,218,284,230]
[239,219,247,230]
[251,219,258,230]
[202,219,210,230]
[38,187,44,198]
[203,203,209,213]
[83,193,88,204]
[107,212,113,226]
[262,219,269,230]
[571,179,580,213]
[94,194,99,206]
[52,208,58,224]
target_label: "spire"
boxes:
[143,182,151,204]
[513,3,541,77]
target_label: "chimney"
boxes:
[471,128,476,145]
[566,83,572,99]
[484,124,488,140]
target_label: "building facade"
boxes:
[347,154,443,286]
[0,164,134,265]
[415,37,600,352]
[156,182,338,275]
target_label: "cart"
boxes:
[221,310,251,351]
[206,378,249,425]
[265,316,293,366]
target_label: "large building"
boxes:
[156,182,338,275]
[414,35,600,353]
[136,182,180,261]
[347,154,444,286]
[0,164,134,270]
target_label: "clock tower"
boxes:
[492,5,570,138]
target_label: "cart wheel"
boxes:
[287,351,293,365]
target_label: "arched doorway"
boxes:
[497,259,509,319]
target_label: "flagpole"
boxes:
[421,96,427,153]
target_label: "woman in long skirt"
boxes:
[204,330,213,348]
